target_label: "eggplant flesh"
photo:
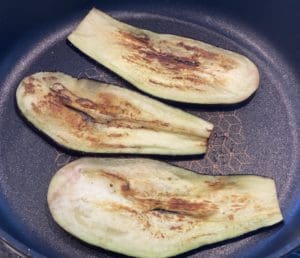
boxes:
[68,8,259,104]
[16,72,213,154]
[48,158,283,258]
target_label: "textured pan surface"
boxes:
[0,1,299,258]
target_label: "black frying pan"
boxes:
[0,0,299,257]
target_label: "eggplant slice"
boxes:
[16,72,213,154]
[68,8,259,104]
[48,158,283,258]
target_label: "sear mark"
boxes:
[205,178,236,190]
[177,42,218,60]
[75,98,97,109]
[31,103,42,114]
[23,82,35,95]
[46,81,200,138]
[88,170,218,219]
[119,30,200,71]
[163,197,218,218]
[138,49,200,70]
[149,79,204,92]
[228,214,234,221]
[28,76,208,150]
[118,29,237,90]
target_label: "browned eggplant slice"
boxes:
[48,158,283,258]
[16,72,213,154]
[68,8,259,104]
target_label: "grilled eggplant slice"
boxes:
[48,158,283,258]
[68,8,259,104]
[16,72,213,154]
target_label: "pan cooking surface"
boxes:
[0,3,299,258]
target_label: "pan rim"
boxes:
[0,7,299,258]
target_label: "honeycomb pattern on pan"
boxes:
[53,68,252,174]
[174,111,251,175]
[54,150,73,168]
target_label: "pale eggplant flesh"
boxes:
[48,158,283,258]
[16,72,213,154]
[68,8,260,104]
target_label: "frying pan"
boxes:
[0,0,299,257]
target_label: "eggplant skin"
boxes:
[68,8,260,104]
[16,72,213,155]
[48,158,283,258]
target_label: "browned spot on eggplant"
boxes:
[149,79,204,92]
[58,94,72,105]
[119,30,150,51]
[49,83,73,105]
[27,76,42,83]
[49,84,141,122]
[85,135,126,149]
[102,202,138,215]
[177,42,237,70]
[121,182,130,193]
[48,76,58,81]
[175,214,187,221]
[122,55,159,72]
[107,133,127,138]
[23,82,35,95]
[105,119,170,131]
[148,79,178,89]
[41,93,64,113]
[127,192,217,218]
[38,93,93,137]
[120,30,200,71]
[176,42,201,52]
[197,139,208,148]
[166,198,218,214]
[92,202,153,231]
[188,233,216,242]
[42,76,58,81]
[55,135,69,144]
[85,170,128,182]
[26,76,207,151]
[88,170,218,219]
[75,98,98,109]
[92,92,142,118]
[206,179,236,190]
[172,76,205,84]
[42,89,181,147]
[122,31,150,45]
[118,29,237,91]
[237,196,249,203]
[228,214,234,220]
[46,83,196,136]
[31,103,42,114]
[177,42,218,59]
[139,49,200,70]
[169,225,182,231]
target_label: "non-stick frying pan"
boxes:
[0,0,299,257]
